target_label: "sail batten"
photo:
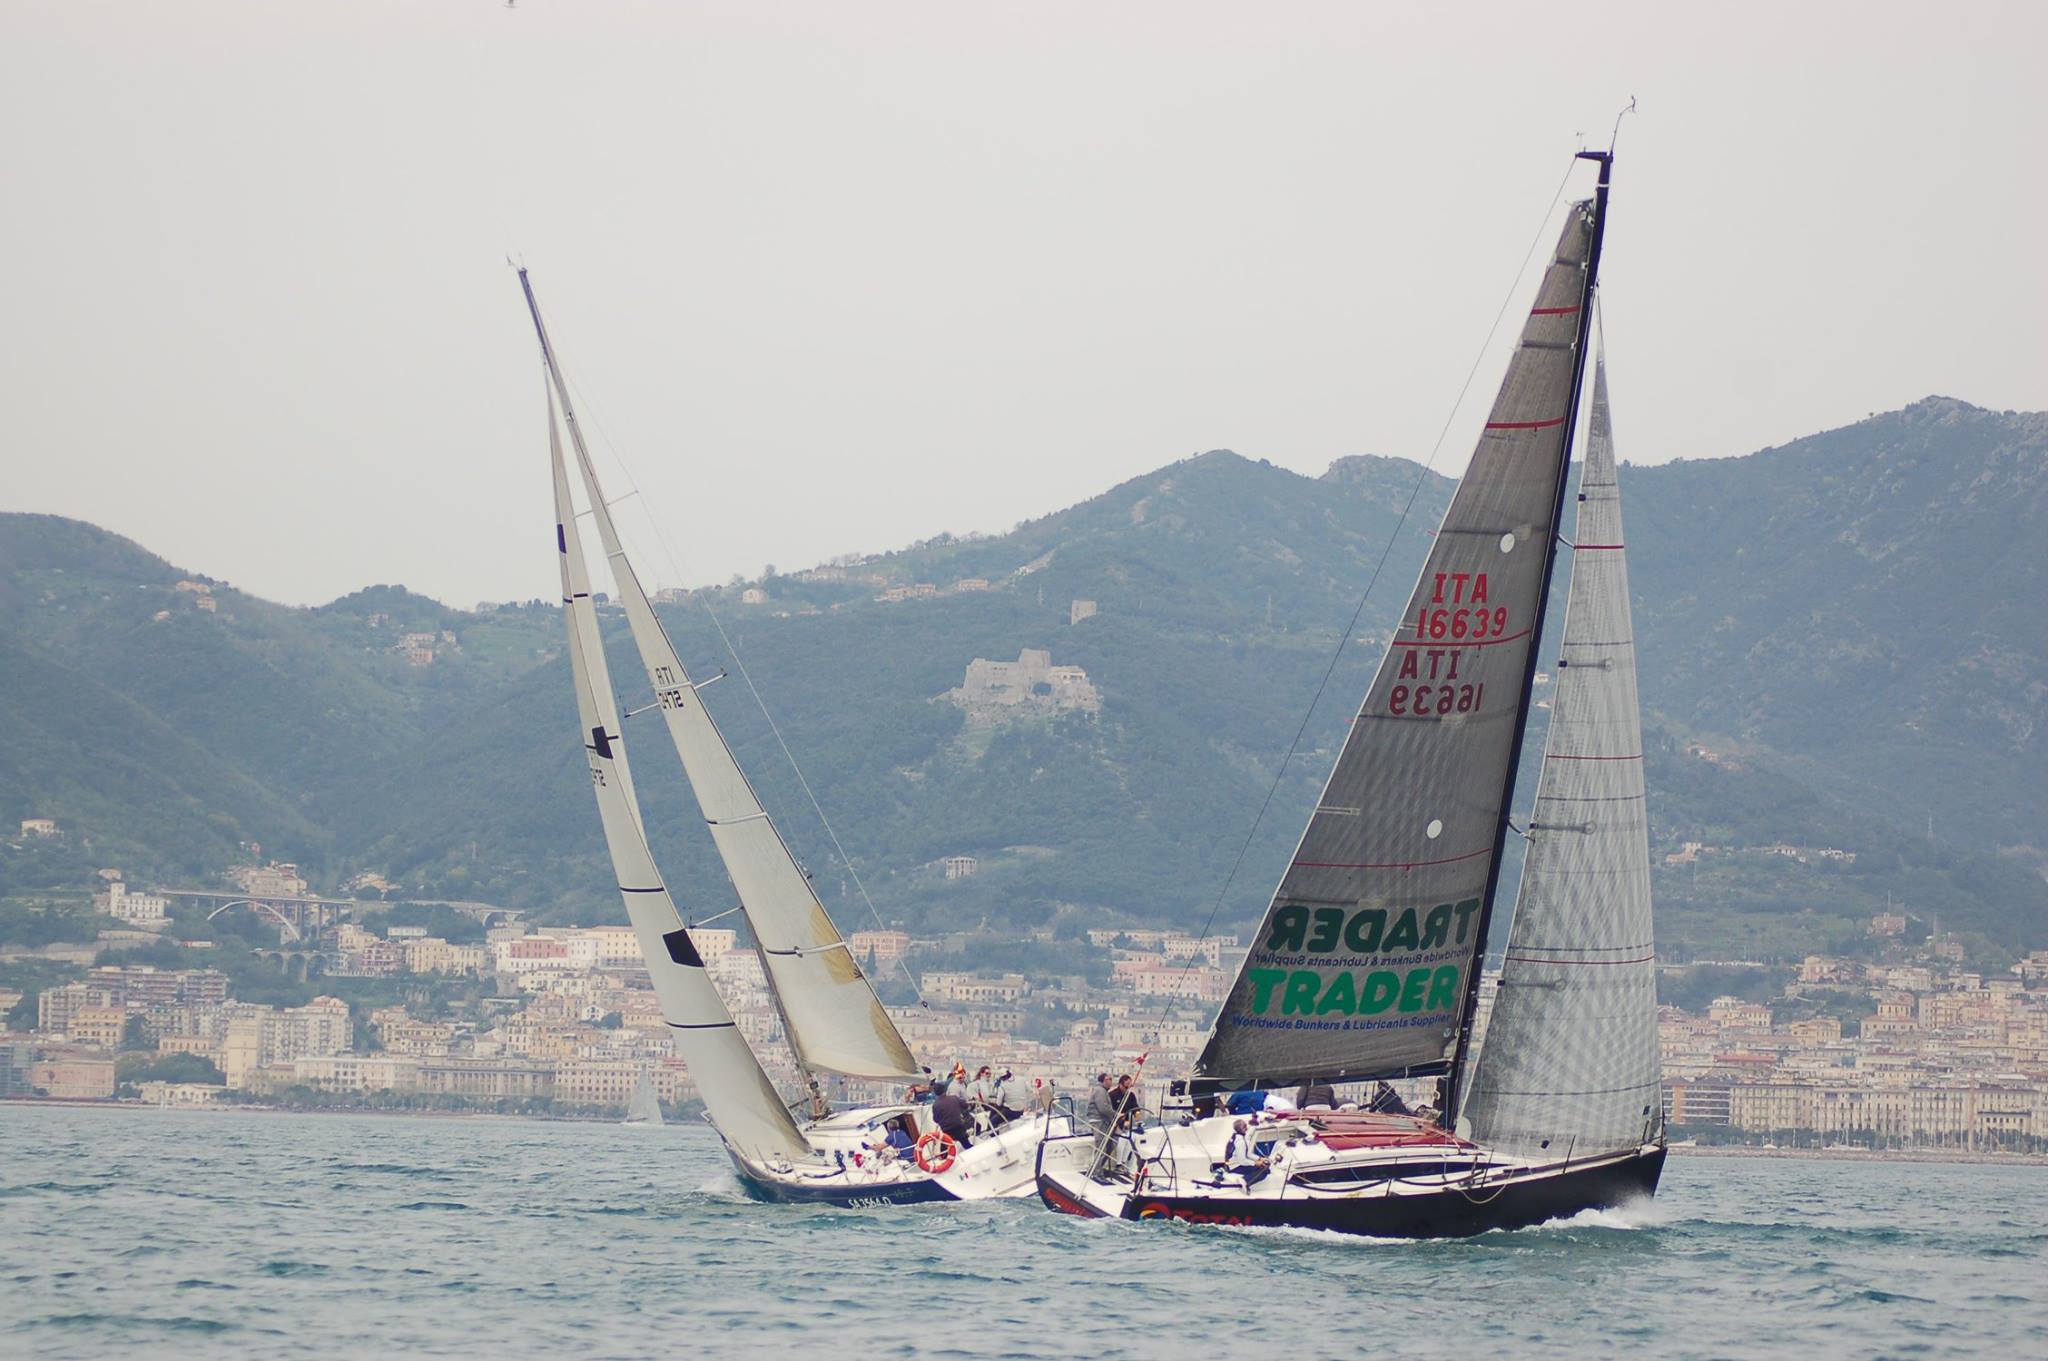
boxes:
[1461,348,1662,1157]
[1193,199,1603,1092]
[544,380,809,1163]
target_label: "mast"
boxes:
[1441,150,1614,1128]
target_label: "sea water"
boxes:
[2,1105,2040,1360]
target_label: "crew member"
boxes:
[1222,1119,1272,1187]
[1295,1078,1336,1111]
[1111,1073,1142,1132]
[1086,1073,1118,1134]
[931,1081,975,1151]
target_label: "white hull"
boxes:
[726,1104,1088,1205]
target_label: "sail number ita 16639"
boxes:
[1386,571,1512,717]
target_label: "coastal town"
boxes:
[4,838,2046,1153]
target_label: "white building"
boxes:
[266,997,351,1063]
[290,1055,422,1094]
[96,881,170,926]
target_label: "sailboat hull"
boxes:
[721,1104,1061,1207]
[1038,1136,1664,1239]
[728,1149,961,1207]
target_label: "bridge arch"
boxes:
[204,898,302,942]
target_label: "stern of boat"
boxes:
[1033,1119,1127,1219]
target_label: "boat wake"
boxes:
[1193,1194,1674,1247]
[689,1170,751,1200]
[1518,1197,1674,1233]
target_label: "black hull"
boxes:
[1044,1147,1665,1239]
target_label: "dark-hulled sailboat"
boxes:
[1036,148,1665,1236]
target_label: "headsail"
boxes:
[1460,345,1661,1155]
[1194,195,1605,1091]
[548,385,809,1162]
[523,276,918,1083]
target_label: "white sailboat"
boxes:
[622,1067,665,1127]
[1036,147,1665,1236]
[522,273,1063,1204]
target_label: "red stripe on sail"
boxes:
[1389,628,1531,650]
[1504,953,1655,967]
[1530,305,1580,315]
[1485,416,1567,430]
[1293,846,1490,872]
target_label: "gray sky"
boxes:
[4,1,2042,608]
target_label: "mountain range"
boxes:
[2,396,2042,964]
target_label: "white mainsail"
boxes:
[1461,344,1661,1156]
[549,390,809,1162]
[527,289,917,1083]
[623,1067,665,1126]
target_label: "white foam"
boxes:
[1524,1197,1673,1232]
[1214,1221,1420,1249]
[690,1170,749,1199]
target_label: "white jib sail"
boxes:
[537,337,917,1082]
[1460,343,1661,1157]
[550,393,809,1162]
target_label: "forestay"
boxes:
[1460,349,1661,1156]
[1195,202,1601,1089]
[549,389,809,1163]
[529,292,917,1083]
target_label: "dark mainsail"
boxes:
[1195,178,1609,1092]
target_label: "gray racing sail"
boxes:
[1460,345,1661,1155]
[548,383,809,1163]
[1194,193,1607,1090]
[523,275,918,1083]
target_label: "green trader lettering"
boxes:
[1251,965,1464,1018]
[1263,899,1481,956]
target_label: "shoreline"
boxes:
[0,1097,666,1125]
[1670,1143,2048,1167]
[10,1100,2043,1164]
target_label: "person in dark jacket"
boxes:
[1111,1074,1142,1132]
[931,1082,975,1150]
[1296,1078,1337,1111]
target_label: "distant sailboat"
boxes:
[521,273,1063,1204]
[622,1068,665,1127]
[1036,147,1665,1236]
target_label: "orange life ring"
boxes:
[914,1130,958,1174]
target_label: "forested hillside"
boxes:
[3,397,2042,963]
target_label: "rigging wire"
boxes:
[549,354,935,1015]
[1155,154,1588,1023]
